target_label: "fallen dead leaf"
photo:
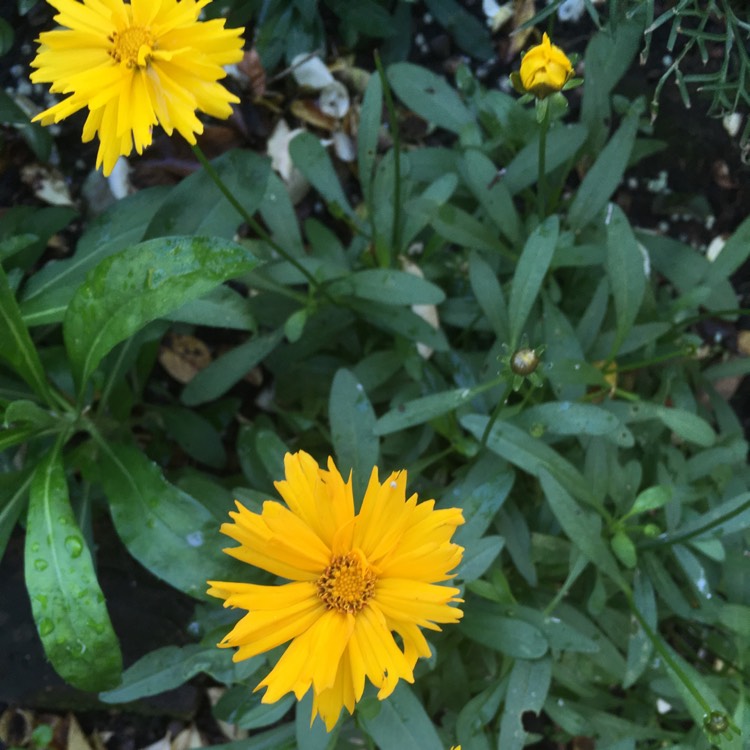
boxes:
[237,48,267,98]
[159,333,212,384]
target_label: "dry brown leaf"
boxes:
[237,48,266,97]
[21,164,75,206]
[0,707,34,746]
[170,725,203,750]
[737,330,750,356]
[206,688,249,741]
[66,714,93,750]
[507,0,537,59]
[290,99,338,131]
[158,333,212,384]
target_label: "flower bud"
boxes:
[511,348,540,376]
[517,33,574,99]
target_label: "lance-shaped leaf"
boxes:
[24,448,122,691]
[63,236,261,392]
[508,215,559,348]
[0,264,53,403]
[82,440,245,599]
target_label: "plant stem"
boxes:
[190,144,325,295]
[374,50,401,266]
[627,595,714,717]
[537,103,551,217]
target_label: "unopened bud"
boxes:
[511,348,540,376]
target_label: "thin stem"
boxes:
[480,382,514,448]
[374,50,401,265]
[537,103,551,217]
[627,594,714,717]
[190,144,327,297]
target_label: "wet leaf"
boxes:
[63,236,261,392]
[24,448,122,691]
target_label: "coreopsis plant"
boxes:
[208,451,464,730]
[30,0,244,175]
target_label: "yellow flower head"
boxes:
[518,33,574,98]
[30,0,244,175]
[208,451,465,731]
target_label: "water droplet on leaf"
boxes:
[39,618,55,636]
[65,536,84,558]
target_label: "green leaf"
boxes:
[456,679,505,747]
[359,683,443,750]
[0,264,53,403]
[358,73,383,207]
[4,399,58,430]
[20,187,169,326]
[289,132,355,219]
[24,448,122,691]
[458,535,504,583]
[702,210,750,286]
[539,469,627,588]
[259,171,305,257]
[401,174,458,248]
[568,108,639,231]
[468,252,510,340]
[460,150,521,244]
[0,470,32,561]
[461,414,591,505]
[100,644,249,703]
[516,401,631,447]
[503,124,588,195]
[628,485,671,517]
[624,570,656,688]
[425,203,507,253]
[659,492,750,546]
[461,600,548,658]
[376,387,480,435]
[80,440,242,599]
[63,236,261,391]
[498,658,552,750]
[611,529,637,569]
[329,369,379,502]
[605,204,646,353]
[581,17,646,152]
[508,215,559,346]
[296,692,339,750]
[181,330,284,406]
[387,63,475,134]
[166,285,256,331]
[608,400,716,447]
[347,299,449,352]
[423,0,494,59]
[0,18,14,56]
[328,269,445,306]
[159,406,227,469]
[145,150,271,238]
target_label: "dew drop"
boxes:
[34,558,48,571]
[31,543,40,553]
[65,536,84,558]
[186,531,204,548]
[39,618,55,636]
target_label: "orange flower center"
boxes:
[317,551,376,614]
[108,27,156,68]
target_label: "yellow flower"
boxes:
[30,0,244,175]
[208,451,464,731]
[518,33,574,98]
